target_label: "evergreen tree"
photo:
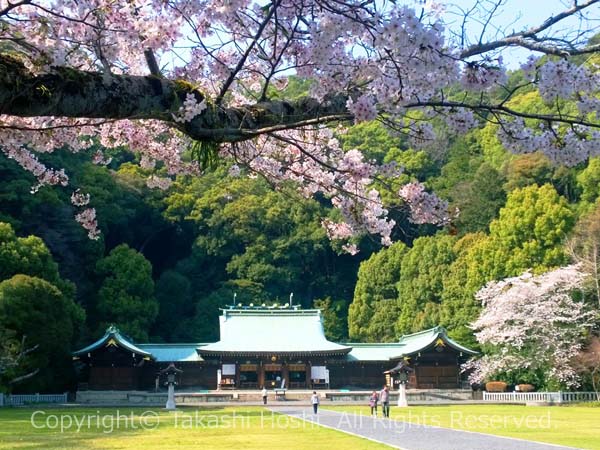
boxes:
[396,235,457,335]
[0,275,84,392]
[439,233,488,348]
[313,297,348,342]
[0,222,64,287]
[452,163,506,234]
[348,242,407,342]
[95,244,158,340]
[468,184,574,281]
[151,270,193,342]
[577,157,600,204]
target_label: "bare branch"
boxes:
[216,0,282,104]
[460,0,600,58]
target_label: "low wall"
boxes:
[76,391,236,405]
[326,389,475,402]
[0,393,68,407]
[76,389,476,405]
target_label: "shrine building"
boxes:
[73,307,477,391]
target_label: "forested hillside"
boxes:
[2,67,600,391]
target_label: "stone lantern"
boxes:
[160,363,183,410]
[384,360,413,408]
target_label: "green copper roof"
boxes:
[73,320,476,363]
[198,309,352,355]
[73,325,153,358]
[345,326,477,362]
[137,344,206,362]
[393,326,477,358]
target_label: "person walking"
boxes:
[380,385,390,418]
[311,391,320,414]
[369,390,379,417]
[261,386,268,405]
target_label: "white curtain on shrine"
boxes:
[222,364,236,375]
[311,366,327,380]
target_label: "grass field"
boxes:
[0,406,388,450]
[326,404,600,449]
[2,404,599,449]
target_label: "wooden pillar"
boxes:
[234,362,240,388]
[306,362,312,389]
[456,357,460,388]
[282,362,289,389]
[258,361,265,389]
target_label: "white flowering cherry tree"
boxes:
[1,0,600,242]
[465,265,596,388]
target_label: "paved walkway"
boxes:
[270,407,579,450]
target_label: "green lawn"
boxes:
[326,404,600,449]
[0,406,387,450]
[3,404,599,449]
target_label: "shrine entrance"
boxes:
[239,364,259,388]
[288,364,307,388]
[264,364,283,388]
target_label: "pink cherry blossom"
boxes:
[0,0,598,241]
[465,265,596,388]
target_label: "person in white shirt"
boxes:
[261,387,268,405]
[311,391,320,414]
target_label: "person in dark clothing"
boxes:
[380,385,390,418]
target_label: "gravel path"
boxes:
[270,407,579,450]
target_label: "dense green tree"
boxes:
[0,221,76,301]
[439,233,488,349]
[396,235,457,335]
[503,153,579,201]
[340,121,404,163]
[478,124,512,170]
[179,280,265,342]
[367,299,403,343]
[0,275,84,392]
[430,132,484,199]
[95,244,158,340]
[503,153,554,192]
[313,297,348,342]
[0,222,62,283]
[151,270,193,342]
[428,133,506,235]
[451,163,506,234]
[468,184,574,281]
[348,242,407,342]
[164,170,360,306]
[0,151,182,309]
[577,158,600,204]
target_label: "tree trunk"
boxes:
[0,55,351,143]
